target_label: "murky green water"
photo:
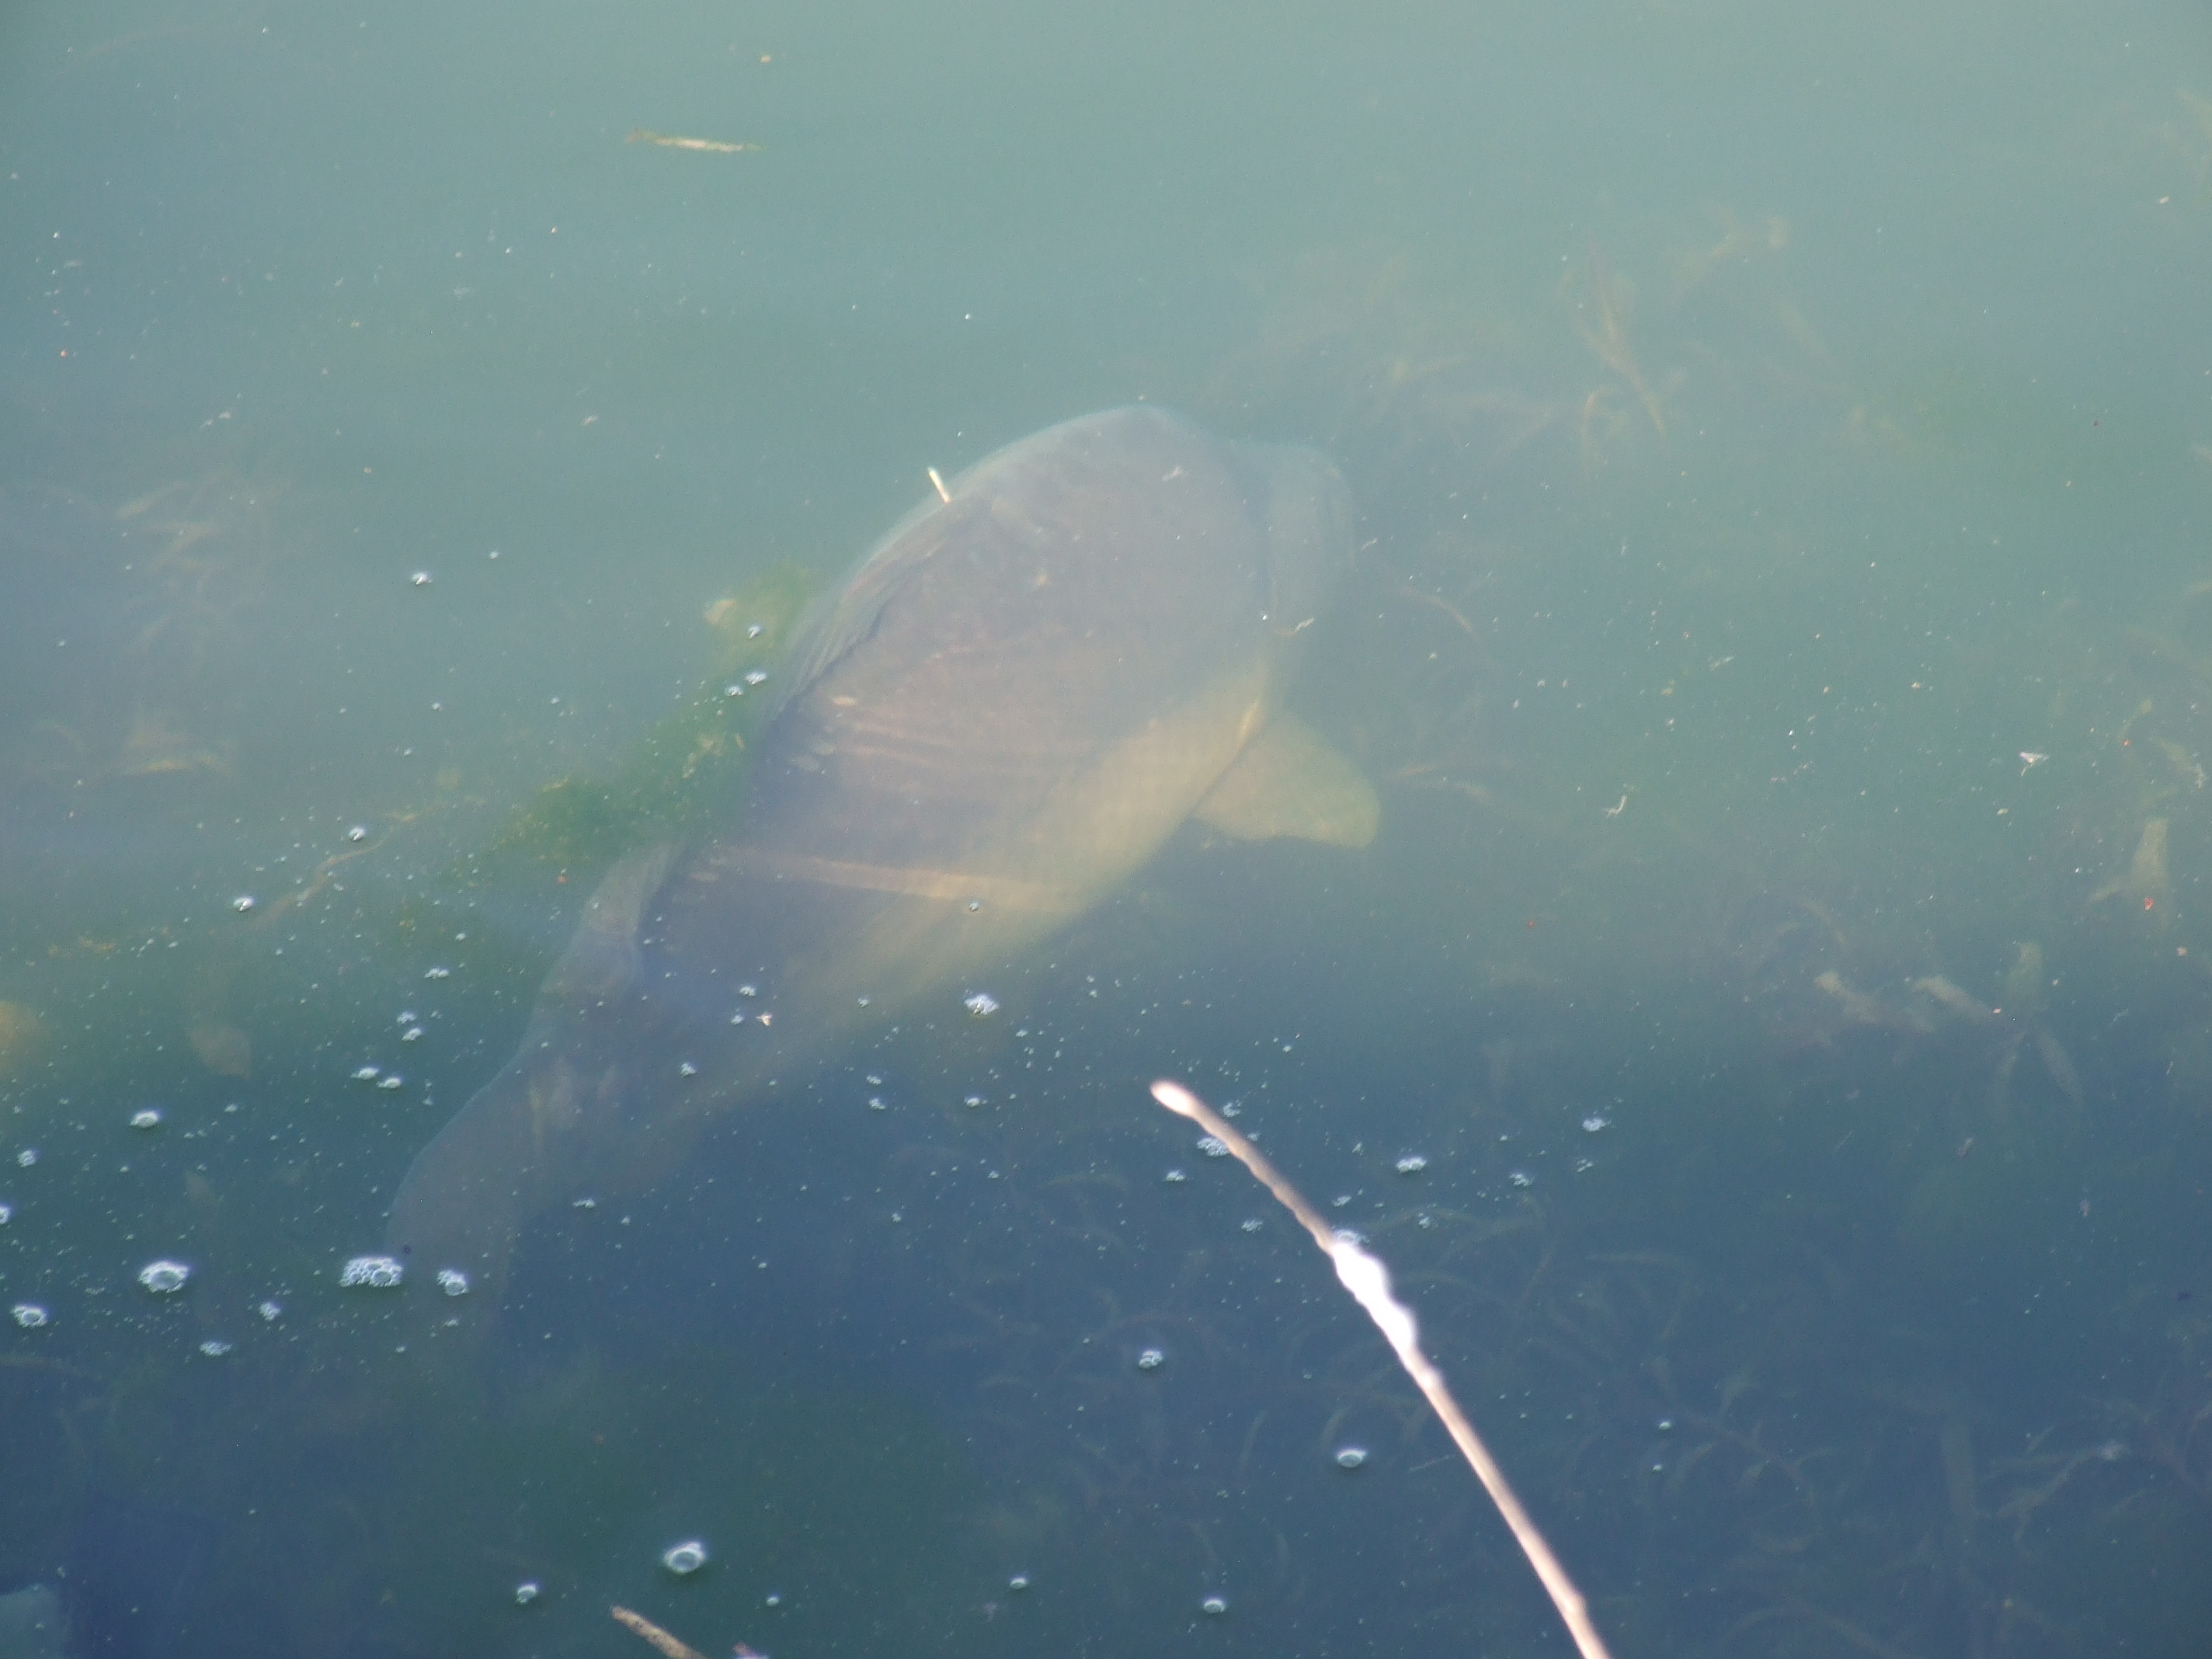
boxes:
[5,3,2212,1656]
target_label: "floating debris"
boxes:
[628,128,760,155]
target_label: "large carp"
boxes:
[388,406,1376,1292]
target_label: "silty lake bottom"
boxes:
[4,4,2212,1651]
[6,343,2212,1658]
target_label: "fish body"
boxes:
[388,407,1365,1290]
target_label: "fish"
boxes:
[387,407,1374,1296]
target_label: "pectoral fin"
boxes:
[1194,716,1379,848]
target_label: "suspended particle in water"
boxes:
[743,670,768,686]
[754,1012,772,1027]
[1201,1596,1229,1616]
[661,1540,708,1576]
[1197,1136,1229,1158]
[377,1074,405,1090]
[1581,1114,1610,1133]
[351,1066,381,1082]
[1135,1347,1166,1371]
[963,991,999,1017]
[401,1026,424,1042]
[965,898,981,913]
[1508,1170,1534,1188]
[963,1095,985,1108]
[866,1075,882,1086]
[12,1303,48,1327]
[679,1062,698,1077]
[138,1260,190,1294]
[855,995,871,1007]
[1008,1575,1030,1592]
[724,683,745,698]
[423,965,451,979]
[0,1204,11,1225]
[1163,1168,1187,1184]
[231,895,256,913]
[410,571,432,587]
[1334,1446,1369,1469]
[729,1011,746,1025]
[1240,1218,1264,1233]
[436,1268,470,1297]
[738,984,758,998]
[130,1108,163,1130]
[259,1301,283,1321]
[1331,1195,1352,1209]
[338,1254,405,1289]
[346,825,369,843]
[747,623,763,639]
[867,1097,886,1111]
[1574,1157,1596,1174]
[15,1149,37,1167]
[198,1339,233,1358]
[514,1582,540,1606]
[396,1010,418,1024]
[1394,1153,1428,1174]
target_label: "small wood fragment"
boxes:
[610,1605,709,1659]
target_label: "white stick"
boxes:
[1151,1078,1616,1659]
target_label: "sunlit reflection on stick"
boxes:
[1150,1079,1616,1659]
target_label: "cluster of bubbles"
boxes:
[338,1254,404,1289]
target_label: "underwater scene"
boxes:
[4,2,2211,1655]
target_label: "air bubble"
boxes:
[346,825,369,843]
[1135,1348,1165,1371]
[1394,1153,1428,1174]
[377,1075,405,1090]
[410,571,432,587]
[130,1108,162,1130]
[514,1582,540,1605]
[1202,1595,1228,1616]
[138,1260,191,1294]
[963,991,999,1017]
[963,1095,985,1108]
[1008,1575,1029,1591]
[1334,1446,1369,1469]
[338,1254,404,1289]
[746,623,763,638]
[12,1304,48,1327]
[436,1268,470,1297]
[662,1540,708,1575]
[352,1066,381,1081]
[231,895,256,913]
